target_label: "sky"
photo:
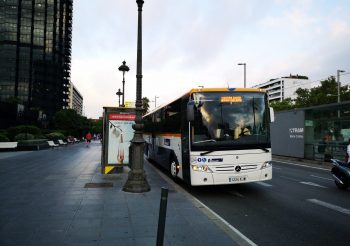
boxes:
[71,0,350,119]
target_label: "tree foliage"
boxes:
[91,119,103,134]
[270,98,294,111]
[53,109,91,137]
[142,97,150,115]
[271,76,350,111]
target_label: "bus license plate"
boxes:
[229,176,247,182]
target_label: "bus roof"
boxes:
[188,88,266,94]
[144,87,266,117]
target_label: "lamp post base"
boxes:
[123,140,150,193]
[123,169,150,193]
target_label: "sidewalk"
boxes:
[0,142,242,246]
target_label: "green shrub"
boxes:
[0,133,10,142]
[35,134,46,139]
[46,132,65,140]
[7,125,41,140]
[14,133,35,141]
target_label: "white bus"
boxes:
[143,88,274,186]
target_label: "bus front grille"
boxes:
[212,164,258,173]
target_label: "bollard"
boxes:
[156,187,168,246]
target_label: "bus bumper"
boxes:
[190,166,272,186]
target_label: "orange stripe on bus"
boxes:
[158,133,182,137]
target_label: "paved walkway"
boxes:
[0,142,240,246]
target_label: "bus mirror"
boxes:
[269,107,275,122]
[187,101,195,121]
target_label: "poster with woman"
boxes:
[107,114,135,165]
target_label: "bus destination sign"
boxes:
[220,96,243,103]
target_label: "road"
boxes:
[183,161,350,246]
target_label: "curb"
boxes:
[272,155,333,170]
[146,160,256,246]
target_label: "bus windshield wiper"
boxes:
[200,150,216,156]
[259,147,269,153]
[193,139,216,144]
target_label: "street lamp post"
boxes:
[116,88,123,107]
[123,0,150,193]
[118,60,130,107]
[337,69,345,103]
[237,63,246,88]
[154,96,159,108]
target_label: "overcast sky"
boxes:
[71,0,350,119]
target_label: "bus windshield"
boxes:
[191,92,270,151]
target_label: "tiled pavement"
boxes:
[0,142,239,246]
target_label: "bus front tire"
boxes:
[170,160,178,181]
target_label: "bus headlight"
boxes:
[261,161,272,169]
[192,165,212,173]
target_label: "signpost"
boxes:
[101,107,135,174]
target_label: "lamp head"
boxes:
[118,61,130,72]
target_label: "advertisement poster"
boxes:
[108,114,135,165]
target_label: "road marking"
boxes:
[190,194,257,246]
[280,175,301,182]
[307,199,350,216]
[146,160,257,246]
[256,181,273,187]
[274,160,329,171]
[227,191,245,198]
[300,181,327,188]
[273,166,282,170]
[310,174,333,181]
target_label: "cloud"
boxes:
[71,0,350,118]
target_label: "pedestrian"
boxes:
[346,138,350,163]
[86,132,92,147]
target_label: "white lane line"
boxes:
[273,167,282,170]
[300,181,327,188]
[274,160,329,171]
[256,181,273,187]
[190,194,257,246]
[307,199,350,216]
[146,160,256,246]
[280,175,301,182]
[227,191,245,198]
[310,174,333,181]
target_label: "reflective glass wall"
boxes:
[304,102,350,161]
[0,0,72,126]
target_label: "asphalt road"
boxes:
[183,161,350,246]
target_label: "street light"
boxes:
[237,63,246,88]
[116,88,123,107]
[337,69,345,103]
[123,0,150,193]
[154,96,159,108]
[118,60,130,107]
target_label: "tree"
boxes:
[53,109,90,137]
[91,119,103,135]
[142,97,150,115]
[272,76,350,111]
[270,98,294,111]
[294,76,349,107]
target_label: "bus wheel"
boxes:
[170,160,178,179]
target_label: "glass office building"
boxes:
[0,0,72,127]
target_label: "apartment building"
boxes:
[252,74,310,102]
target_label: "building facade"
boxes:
[252,75,310,103]
[0,0,73,127]
[68,81,83,116]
